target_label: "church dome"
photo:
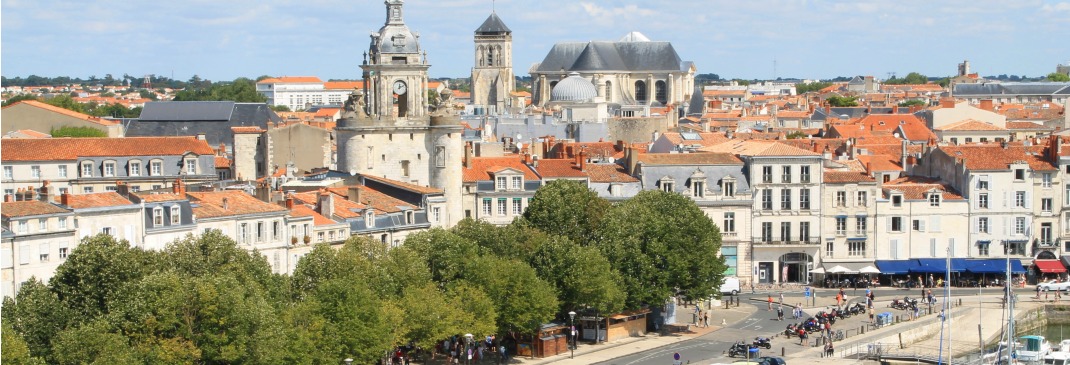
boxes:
[550,72,597,102]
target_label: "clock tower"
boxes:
[362,0,430,120]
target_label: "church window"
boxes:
[401,161,410,177]
[487,48,495,67]
[605,81,612,101]
[655,80,667,104]
[635,81,647,102]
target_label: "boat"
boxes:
[1018,335,1052,362]
[1043,340,1070,365]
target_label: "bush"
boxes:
[50,126,107,138]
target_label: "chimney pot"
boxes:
[61,193,70,206]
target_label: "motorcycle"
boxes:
[728,341,754,358]
[785,324,797,338]
[752,337,772,349]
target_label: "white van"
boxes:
[720,277,741,296]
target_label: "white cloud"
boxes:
[1041,2,1070,11]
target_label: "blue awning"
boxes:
[911,258,969,273]
[847,237,867,241]
[965,259,1026,274]
[876,260,916,275]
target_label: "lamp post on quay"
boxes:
[343,358,352,365]
[568,311,577,359]
[464,333,474,365]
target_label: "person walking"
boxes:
[704,312,709,328]
[768,295,773,311]
[779,293,785,306]
[777,306,784,321]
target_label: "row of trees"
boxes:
[1,94,142,118]
[2,74,191,89]
[2,181,725,364]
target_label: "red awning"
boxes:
[1034,259,1068,273]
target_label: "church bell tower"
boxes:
[471,12,514,115]
[362,0,430,120]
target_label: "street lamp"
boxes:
[343,358,352,365]
[464,333,474,365]
[568,311,577,359]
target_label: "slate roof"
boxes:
[64,192,135,209]
[475,13,511,34]
[128,102,279,148]
[360,174,443,195]
[638,152,743,165]
[186,191,287,219]
[1,201,70,218]
[139,101,236,121]
[953,82,1070,96]
[535,40,685,73]
[1,137,215,161]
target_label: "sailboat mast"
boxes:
[1007,256,1015,364]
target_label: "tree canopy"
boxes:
[173,77,266,103]
[1048,72,1070,82]
[795,81,832,93]
[884,72,929,85]
[826,95,859,107]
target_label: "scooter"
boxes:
[752,337,772,349]
[728,341,753,358]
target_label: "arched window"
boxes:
[655,80,667,104]
[477,46,485,66]
[634,81,647,102]
[487,47,495,67]
[605,81,612,101]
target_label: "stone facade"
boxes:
[471,13,515,115]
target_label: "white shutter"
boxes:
[58,241,69,250]
[1003,192,1008,208]
[890,239,899,259]
[1025,191,1032,209]
[39,243,49,261]
[949,238,956,256]
[971,218,978,234]
[918,219,926,232]
[930,238,937,257]
[19,245,30,265]
[931,216,942,232]
[888,217,894,230]
[125,225,135,244]
[1003,217,1010,235]
[1,249,11,268]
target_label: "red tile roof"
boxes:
[323,81,365,90]
[288,204,339,226]
[64,192,135,209]
[934,119,1006,131]
[533,159,588,178]
[8,129,52,138]
[823,170,876,184]
[231,126,265,134]
[1,137,216,161]
[660,132,730,148]
[327,186,415,214]
[186,191,287,218]
[701,140,821,157]
[132,192,186,203]
[257,76,323,84]
[1,201,70,218]
[857,154,903,172]
[882,176,964,200]
[214,156,232,168]
[584,163,639,183]
[638,152,743,165]
[2,100,119,126]
[1006,121,1050,130]
[462,156,538,182]
[937,145,1057,171]
[291,191,366,219]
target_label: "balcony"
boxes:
[756,237,821,246]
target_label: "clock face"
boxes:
[393,81,407,95]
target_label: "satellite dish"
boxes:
[349,169,357,176]
[516,133,522,141]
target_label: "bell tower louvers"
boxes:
[471,12,514,115]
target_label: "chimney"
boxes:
[979,99,993,111]
[285,194,294,209]
[61,193,71,206]
[825,105,831,115]
[616,140,625,152]
[318,189,334,218]
[172,179,186,195]
[196,133,206,141]
[940,99,955,109]
[822,145,832,160]
[892,105,899,114]
[3,194,12,203]
[579,151,588,171]
[463,143,473,168]
[900,140,908,165]
[39,180,52,203]
[348,186,362,203]
[114,181,129,198]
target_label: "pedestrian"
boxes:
[777,306,784,321]
[913,305,920,320]
[779,293,785,306]
[704,312,709,328]
[827,341,835,357]
[869,308,875,323]
[768,295,773,311]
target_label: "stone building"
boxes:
[471,12,515,115]
[0,100,124,137]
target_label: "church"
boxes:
[335,0,464,226]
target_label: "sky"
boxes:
[3,0,1070,83]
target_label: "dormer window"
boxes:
[103,161,116,177]
[689,171,706,198]
[366,211,376,228]
[405,211,414,224]
[153,207,164,226]
[129,160,142,176]
[170,206,181,224]
[1014,168,1025,180]
[892,194,903,207]
[659,177,675,193]
[928,193,941,207]
[722,179,736,197]
[184,158,198,174]
[150,159,163,176]
[511,176,522,190]
[81,161,94,177]
[496,176,507,190]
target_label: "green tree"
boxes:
[899,99,928,108]
[1,94,39,107]
[44,94,88,114]
[49,234,156,318]
[1,321,46,364]
[795,82,832,93]
[1,280,76,362]
[164,230,289,305]
[523,179,610,246]
[451,219,544,261]
[529,235,625,315]
[1047,72,1070,82]
[463,256,558,335]
[173,77,267,103]
[270,105,290,112]
[785,131,807,139]
[51,320,139,365]
[826,95,859,107]
[51,126,108,137]
[596,190,725,308]
[886,72,929,85]
[404,228,480,285]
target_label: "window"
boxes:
[101,227,113,236]
[762,166,773,183]
[82,186,94,194]
[693,181,705,198]
[913,219,926,232]
[835,217,847,235]
[892,195,902,207]
[58,217,67,229]
[496,176,507,190]
[153,207,164,226]
[977,176,989,190]
[103,161,115,177]
[835,191,847,207]
[185,159,197,174]
[58,165,67,178]
[929,193,941,207]
[800,222,810,242]
[482,198,492,215]
[401,160,410,177]
[780,189,791,210]
[857,191,867,206]
[781,166,791,183]
[31,165,41,178]
[723,212,735,233]
[17,221,28,234]
[511,176,522,190]
[170,206,180,224]
[273,221,281,240]
[129,161,141,176]
[721,247,737,276]
[891,217,903,232]
[39,243,49,262]
[978,241,989,256]
[722,181,735,196]
[1043,173,1052,188]
[513,198,522,215]
[979,193,989,209]
[433,207,441,223]
[978,217,989,233]
[800,189,811,210]
[37,218,46,232]
[800,166,810,183]
[1014,217,1026,235]
[761,189,772,210]
[254,222,264,242]
[497,198,507,216]
[848,241,866,257]
[1043,198,1053,212]
[3,166,11,179]
[59,246,69,259]
[150,160,162,176]
[761,222,773,243]
[81,161,94,177]
[239,223,249,243]
[780,222,791,242]
[660,180,674,193]
[1015,191,1026,208]
[317,232,325,242]
[826,241,834,257]
[856,217,867,235]
[329,230,336,241]
[1041,223,1053,245]
[1014,169,1025,180]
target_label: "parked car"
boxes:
[720,277,741,296]
[1037,280,1070,292]
[757,357,787,365]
